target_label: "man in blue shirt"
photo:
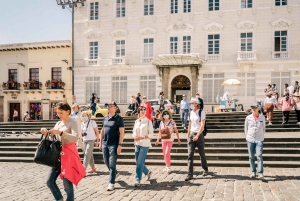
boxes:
[180,94,190,130]
[99,101,124,191]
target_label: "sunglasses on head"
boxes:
[107,105,115,108]
[139,107,146,111]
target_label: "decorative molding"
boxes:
[203,22,224,32]
[139,27,157,36]
[219,11,223,17]
[237,10,242,16]
[112,19,116,25]
[85,21,89,27]
[165,21,194,33]
[287,6,292,13]
[271,7,276,14]
[152,16,156,22]
[104,0,109,5]
[236,20,257,30]
[252,8,256,15]
[111,29,128,37]
[84,31,102,39]
[271,18,293,28]
[204,12,209,18]
[139,17,144,23]
[166,15,170,21]
[190,13,194,19]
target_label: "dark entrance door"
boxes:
[171,75,191,103]
[9,103,20,121]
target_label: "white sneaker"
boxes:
[166,167,171,174]
[258,173,264,180]
[134,180,140,187]
[297,122,300,125]
[249,172,256,178]
[266,117,269,121]
[184,127,186,130]
[107,183,115,191]
[162,167,167,172]
[268,122,272,125]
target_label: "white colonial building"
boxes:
[73,0,300,111]
[0,40,72,122]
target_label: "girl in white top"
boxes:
[264,93,277,125]
[81,111,99,173]
[132,106,154,186]
[155,110,181,174]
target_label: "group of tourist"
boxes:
[262,81,300,125]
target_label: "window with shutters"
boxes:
[140,75,156,100]
[271,72,290,97]
[202,73,224,103]
[86,77,100,103]
[90,2,99,20]
[112,76,127,104]
[237,73,255,96]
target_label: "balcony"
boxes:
[205,54,221,61]
[1,80,20,94]
[23,80,42,93]
[141,57,153,64]
[111,57,126,65]
[45,80,65,93]
[85,59,98,66]
[237,50,257,61]
[272,51,289,59]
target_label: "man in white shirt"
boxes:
[180,94,189,130]
[185,97,208,181]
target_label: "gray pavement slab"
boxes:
[0,163,300,200]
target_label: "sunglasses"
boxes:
[139,107,146,111]
[107,105,115,108]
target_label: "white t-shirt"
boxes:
[159,120,177,142]
[81,120,97,141]
[130,98,136,104]
[190,109,206,133]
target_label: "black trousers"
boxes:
[187,132,208,175]
[295,110,300,122]
[282,111,290,123]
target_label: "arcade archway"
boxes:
[171,75,191,102]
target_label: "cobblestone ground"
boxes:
[0,163,300,201]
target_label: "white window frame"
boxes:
[143,37,154,58]
[89,41,99,65]
[90,2,99,20]
[85,77,100,104]
[170,0,178,14]
[183,36,191,54]
[237,73,256,97]
[144,0,154,16]
[115,39,126,57]
[169,36,178,54]
[112,76,127,104]
[140,75,156,100]
[240,32,253,51]
[116,0,126,18]
[208,0,220,11]
[202,73,224,104]
[271,72,290,97]
[274,30,288,52]
[275,0,287,6]
[183,0,192,13]
[241,0,252,8]
[207,34,220,55]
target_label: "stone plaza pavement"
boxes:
[0,163,300,201]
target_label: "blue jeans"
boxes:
[135,145,150,181]
[180,109,189,127]
[246,141,264,174]
[46,167,74,201]
[102,144,118,184]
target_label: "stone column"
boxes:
[161,67,170,99]
[190,67,198,96]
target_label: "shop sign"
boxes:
[11,93,18,99]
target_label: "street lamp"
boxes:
[56,0,86,102]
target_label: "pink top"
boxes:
[279,97,294,111]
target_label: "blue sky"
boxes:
[0,0,71,44]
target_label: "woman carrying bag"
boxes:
[155,110,181,174]
[81,111,99,173]
[132,106,154,187]
[40,102,85,201]
[279,93,295,125]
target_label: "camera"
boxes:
[82,132,87,137]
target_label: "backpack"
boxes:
[190,109,208,136]
[161,120,173,139]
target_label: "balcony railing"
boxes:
[141,57,153,64]
[205,54,221,61]
[86,59,98,66]
[45,80,65,91]
[112,57,125,64]
[272,51,289,59]
[23,80,42,92]
[237,50,257,60]
[2,81,20,93]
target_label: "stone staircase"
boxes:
[0,111,299,167]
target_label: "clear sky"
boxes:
[0,0,72,44]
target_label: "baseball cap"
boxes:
[195,92,199,95]
[106,100,118,107]
[182,94,186,97]
[250,103,260,109]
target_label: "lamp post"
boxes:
[56,0,86,102]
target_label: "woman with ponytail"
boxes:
[279,93,295,125]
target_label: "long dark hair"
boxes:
[285,93,289,101]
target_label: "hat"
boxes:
[142,96,147,99]
[190,97,200,104]
[161,110,172,119]
[295,81,299,84]
[182,94,186,97]
[257,100,261,103]
[293,92,300,97]
[250,103,260,109]
[106,100,118,107]
[196,92,199,95]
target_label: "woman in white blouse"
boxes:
[81,111,99,173]
[132,106,154,187]
[264,92,277,125]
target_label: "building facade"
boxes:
[73,0,300,111]
[0,40,72,122]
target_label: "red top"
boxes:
[253,113,259,121]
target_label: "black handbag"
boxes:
[33,133,61,168]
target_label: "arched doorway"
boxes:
[171,75,191,102]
